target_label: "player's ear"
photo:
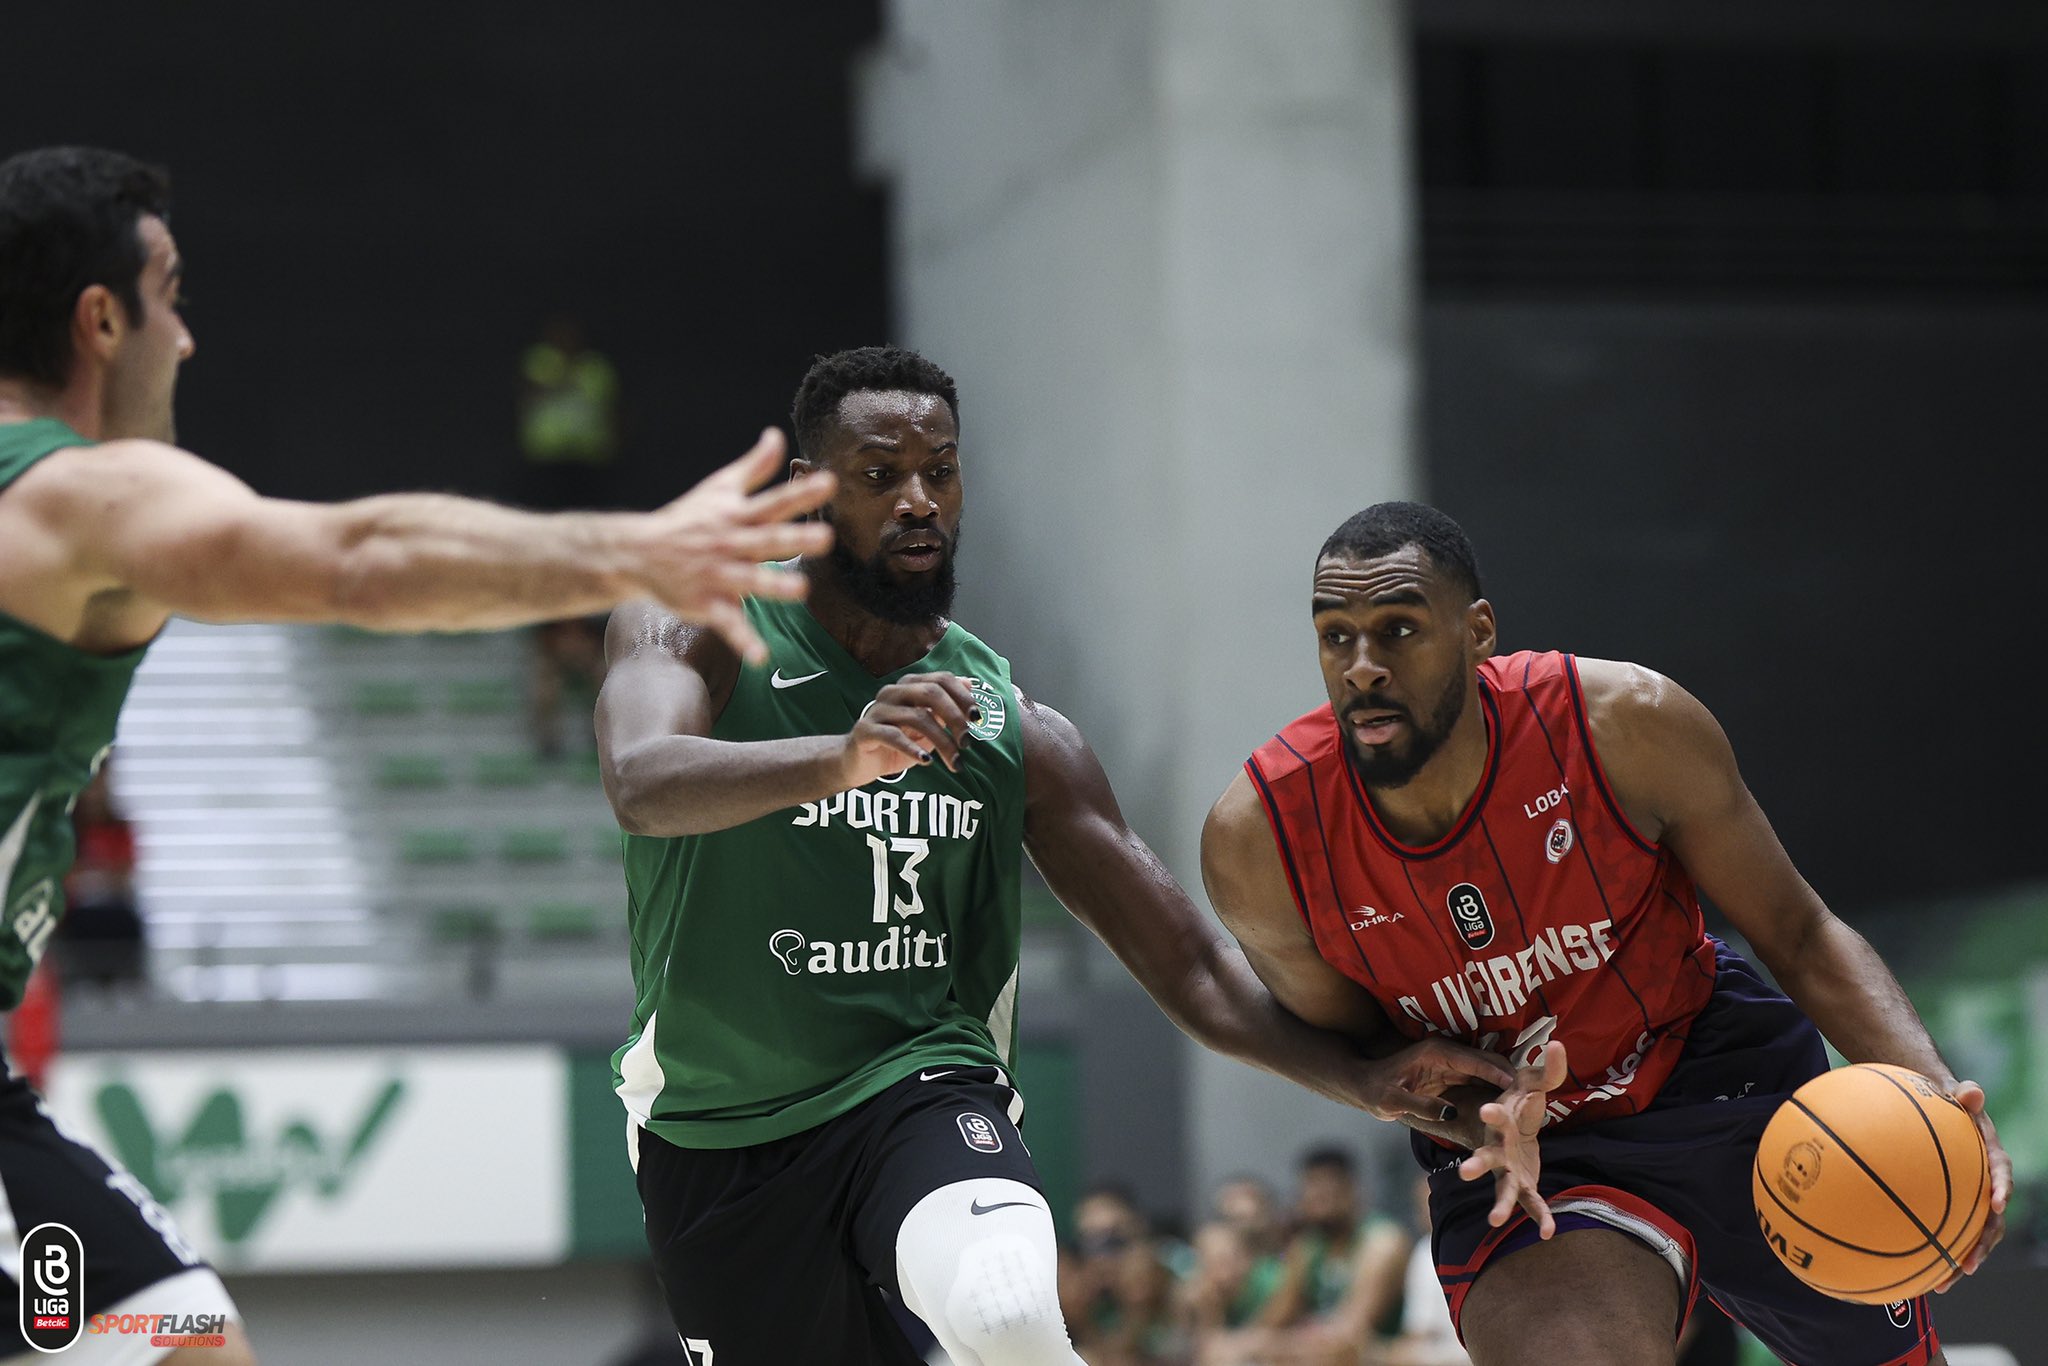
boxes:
[73,284,124,358]
[1467,599,1497,661]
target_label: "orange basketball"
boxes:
[1752,1063,1989,1304]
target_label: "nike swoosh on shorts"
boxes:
[970,1199,1040,1216]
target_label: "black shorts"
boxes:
[1424,943,1940,1366]
[636,1065,1043,1366]
[0,1066,206,1352]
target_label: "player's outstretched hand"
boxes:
[638,429,835,664]
[1936,1080,2009,1291]
[842,672,980,787]
[1459,1040,1567,1239]
[1360,1039,1516,1126]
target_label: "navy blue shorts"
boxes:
[1419,940,1941,1366]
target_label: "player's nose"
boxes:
[897,476,939,519]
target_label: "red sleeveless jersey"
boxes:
[1245,650,1717,1130]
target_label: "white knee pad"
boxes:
[894,1177,1083,1366]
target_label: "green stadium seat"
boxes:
[352,680,423,716]
[527,903,606,940]
[429,905,501,943]
[474,752,542,788]
[375,754,450,789]
[446,678,522,715]
[401,829,478,864]
[501,829,570,863]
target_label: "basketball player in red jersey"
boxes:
[1200,502,2009,1366]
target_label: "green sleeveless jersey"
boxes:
[614,595,1028,1148]
[1,420,148,1009]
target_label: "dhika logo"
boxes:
[94,1077,405,1245]
[1445,883,1494,949]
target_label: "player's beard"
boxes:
[821,514,961,626]
[1345,665,1467,790]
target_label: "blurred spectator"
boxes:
[1182,1220,1281,1366]
[1213,1173,1287,1262]
[1252,1146,1409,1364]
[519,314,619,512]
[1068,1183,1188,1365]
[54,758,144,986]
[533,613,609,759]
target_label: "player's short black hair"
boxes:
[0,147,173,387]
[790,345,959,462]
[1298,1144,1357,1176]
[1319,502,1484,603]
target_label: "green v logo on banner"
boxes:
[93,1078,407,1243]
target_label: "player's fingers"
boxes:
[708,519,834,563]
[715,428,788,493]
[738,467,836,524]
[858,722,930,771]
[873,704,962,770]
[894,674,978,727]
[1457,1148,1497,1182]
[1379,1087,1460,1125]
[700,598,767,667]
[1487,1179,1519,1229]
[1419,1041,1515,1090]
[716,561,812,603]
[1522,1188,1557,1240]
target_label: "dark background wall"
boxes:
[1411,7,2048,911]
[1,1,886,508]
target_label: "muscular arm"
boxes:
[1024,697,1510,1121]
[1583,660,1954,1083]
[595,602,850,836]
[595,605,973,836]
[0,432,828,647]
[1584,657,2009,1269]
[1202,770,1505,1148]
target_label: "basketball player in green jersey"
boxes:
[0,146,835,1365]
[596,346,1518,1366]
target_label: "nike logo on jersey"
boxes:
[770,667,828,689]
[919,1069,959,1081]
[970,1199,1039,1217]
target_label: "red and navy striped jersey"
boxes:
[1244,650,1717,1130]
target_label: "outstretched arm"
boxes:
[1201,767,1514,1140]
[5,428,831,660]
[1023,696,1513,1118]
[1584,656,2010,1280]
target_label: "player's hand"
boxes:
[1459,1040,1567,1239]
[1935,1080,2009,1292]
[841,672,979,787]
[636,429,835,665]
[1359,1039,1516,1126]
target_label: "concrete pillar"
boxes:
[861,0,1417,1217]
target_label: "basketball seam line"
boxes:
[1753,1153,1935,1260]
[1864,1068,1962,1239]
[1755,1153,1952,1298]
[1788,1097,1963,1275]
